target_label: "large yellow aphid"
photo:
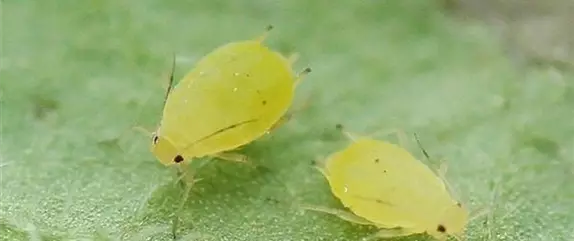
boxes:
[151,26,310,166]
[303,129,471,241]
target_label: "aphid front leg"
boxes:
[299,204,373,225]
[174,163,200,189]
[171,171,200,240]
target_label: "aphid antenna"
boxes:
[121,53,176,144]
[413,133,460,202]
[162,52,177,109]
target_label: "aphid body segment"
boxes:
[151,27,307,166]
[311,136,469,240]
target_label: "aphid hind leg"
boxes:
[311,156,329,180]
[211,152,248,162]
[268,93,312,132]
[287,52,300,65]
[363,228,416,240]
[211,152,260,169]
[299,204,372,225]
[268,115,290,132]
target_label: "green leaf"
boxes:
[1,1,572,241]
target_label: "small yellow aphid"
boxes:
[304,129,470,241]
[151,26,310,166]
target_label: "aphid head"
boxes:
[429,202,469,240]
[150,130,184,166]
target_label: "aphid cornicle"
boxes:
[304,129,470,241]
[151,26,310,166]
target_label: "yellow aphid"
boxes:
[304,130,469,241]
[151,26,310,166]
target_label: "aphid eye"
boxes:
[456,202,462,207]
[437,224,446,233]
[173,155,184,163]
[152,133,159,145]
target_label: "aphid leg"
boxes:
[365,228,416,240]
[335,124,361,142]
[452,234,464,241]
[132,126,154,137]
[469,181,497,222]
[174,163,196,189]
[469,207,490,222]
[438,162,448,178]
[287,52,300,65]
[311,156,329,180]
[268,93,312,132]
[294,67,312,87]
[171,172,198,240]
[373,128,408,148]
[299,204,372,225]
[268,116,290,132]
[414,133,459,197]
[437,162,458,198]
[211,152,256,168]
[255,25,274,43]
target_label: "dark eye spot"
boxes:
[437,224,446,233]
[245,73,251,77]
[374,158,380,163]
[174,155,184,163]
[456,202,462,207]
[335,124,343,130]
[262,100,267,105]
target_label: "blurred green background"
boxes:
[1,1,573,240]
